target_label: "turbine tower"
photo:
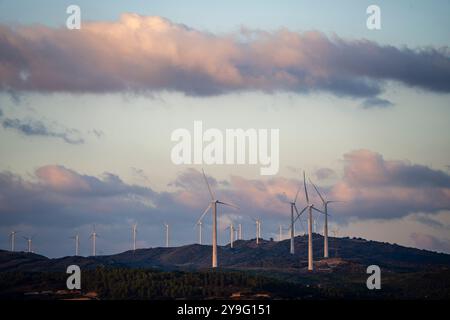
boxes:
[284,180,303,254]
[164,223,169,248]
[197,220,203,244]
[238,223,242,240]
[132,223,138,252]
[253,218,261,244]
[258,220,261,241]
[71,234,80,256]
[9,230,19,252]
[226,222,235,248]
[278,225,283,241]
[89,225,98,256]
[23,236,33,253]
[309,178,340,259]
[196,169,238,268]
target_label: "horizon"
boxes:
[5,232,450,260]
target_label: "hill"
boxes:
[1,234,450,273]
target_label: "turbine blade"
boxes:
[293,183,302,203]
[294,204,300,216]
[312,207,325,215]
[328,200,344,204]
[196,204,211,225]
[294,206,307,224]
[303,171,309,204]
[202,169,215,201]
[298,206,308,215]
[309,178,325,204]
[217,201,239,210]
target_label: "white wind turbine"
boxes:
[70,233,80,256]
[197,220,203,245]
[226,222,235,248]
[309,179,341,259]
[23,235,34,253]
[132,223,138,252]
[164,223,169,248]
[283,180,302,254]
[9,230,19,252]
[278,224,285,241]
[196,169,238,268]
[302,172,325,271]
[238,223,242,240]
[253,218,262,244]
[89,225,98,257]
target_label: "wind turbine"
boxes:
[196,169,238,268]
[278,224,284,241]
[23,236,33,253]
[226,222,235,248]
[9,230,19,252]
[253,218,261,244]
[283,178,304,254]
[164,223,169,248]
[70,233,80,256]
[309,179,341,259]
[302,172,325,271]
[238,223,242,240]
[197,220,203,245]
[132,223,138,252]
[89,225,98,257]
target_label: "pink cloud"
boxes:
[36,165,90,193]
[169,150,450,221]
[1,14,449,101]
[330,150,450,219]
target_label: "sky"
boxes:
[0,1,449,257]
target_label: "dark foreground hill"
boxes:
[1,235,450,299]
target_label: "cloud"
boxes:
[88,129,104,139]
[330,150,450,219]
[2,116,84,144]
[410,232,450,253]
[314,167,336,180]
[131,167,151,184]
[0,14,449,101]
[362,97,394,109]
[0,165,158,227]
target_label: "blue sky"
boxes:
[1,0,450,47]
[0,1,449,257]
